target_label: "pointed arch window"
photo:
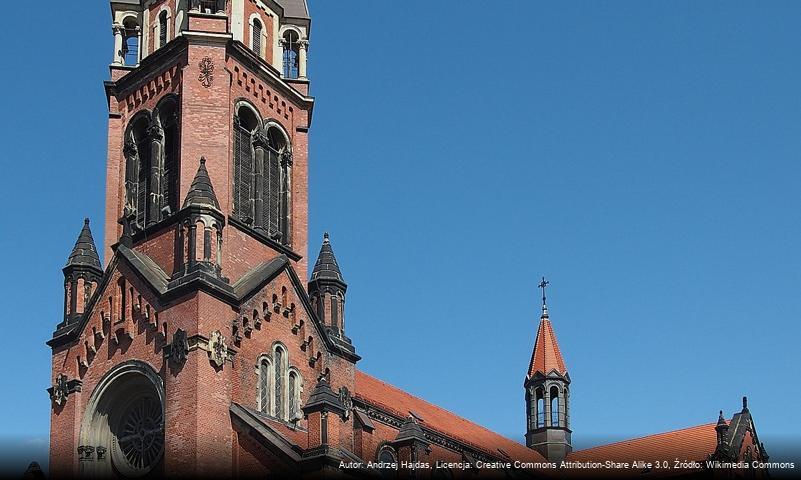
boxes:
[232,105,292,244]
[330,295,339,330]
[274,346,285,419]
[252,18,262,57]
[258,358,271,413]
[535,388,545,428]
[124,98,180,231]
[288,371,299,420]
[159,11,168,48]
[125,116,151,228]
[550,386,560,427]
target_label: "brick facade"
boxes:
[47,1,771,478]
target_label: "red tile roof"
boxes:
[354,370,548,462]
[568,422,719,464]
[527,314,568,378]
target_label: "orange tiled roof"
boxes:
[568,422,719,464]
[354,370,548,462]
[527,314,568,378]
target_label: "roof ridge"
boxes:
[354,370,534,458]
[571,422,718,454]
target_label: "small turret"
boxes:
[525,277,572,462]
[61,219,103,327]
[309,233,347,336]
[172,158,226,281]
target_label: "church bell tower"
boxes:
[525,278,572,462]
[45,2,368,478]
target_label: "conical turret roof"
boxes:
[65,218,102,271]
[183,157,220,209]
[310,233,345,284]
[527,307,568,378]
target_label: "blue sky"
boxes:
[1,0,800,471]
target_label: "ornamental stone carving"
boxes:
[169,328,189,368]
[48,374,81,407]
[198,57,214,88]
[208,330,228,367]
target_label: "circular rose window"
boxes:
[116,396,164,472]
[81,362,165,478]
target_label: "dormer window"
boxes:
[282,30,300,79]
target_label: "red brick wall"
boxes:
[244,0,277,64]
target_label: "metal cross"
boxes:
[538,277,549,307]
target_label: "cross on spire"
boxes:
[538,277,550,317]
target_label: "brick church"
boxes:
[46,0,772,478]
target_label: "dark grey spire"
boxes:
[310,232,345,284]
[183,157,220,209]
[65,218,102,272]
[302,376,345,415]
[394,416,429,445]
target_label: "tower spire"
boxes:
[65,219,102,271]
[525,277,571,462]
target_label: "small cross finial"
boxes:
[538,277,549,315]
[539,277,549,304]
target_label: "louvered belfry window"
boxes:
[233,114,254,221]
[160,102,179,213]
[134,125,151,229]
[252,19,262,57]
[232,106,291,245]
[265,132,282,236]
[159,11,168,48]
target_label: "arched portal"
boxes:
[80,361,165,477]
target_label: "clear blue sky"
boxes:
[1,0,800,470]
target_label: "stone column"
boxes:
[252,132,268,229]
[135,26,143,64]
[544,388,552,428]
[148,120,165,226]
[298,40,309,79]
[112,24,125,65]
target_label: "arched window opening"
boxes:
[252,19,263,57]
[377,446,397,477]
[232,109,292,245]
[330,295,339,330]
[159,11,168,48]
[122,18,140,66]
[282,30,300,79]
[264,126,290,241]
[125,116,151,229]
[536,388,545,428]
[288,371,299,420]
[233,106,259,222]
[316,293,325,323]
[273,346,285,419]
[158,100,180,214]
[550,386,560,427]
[258,358,270,413]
